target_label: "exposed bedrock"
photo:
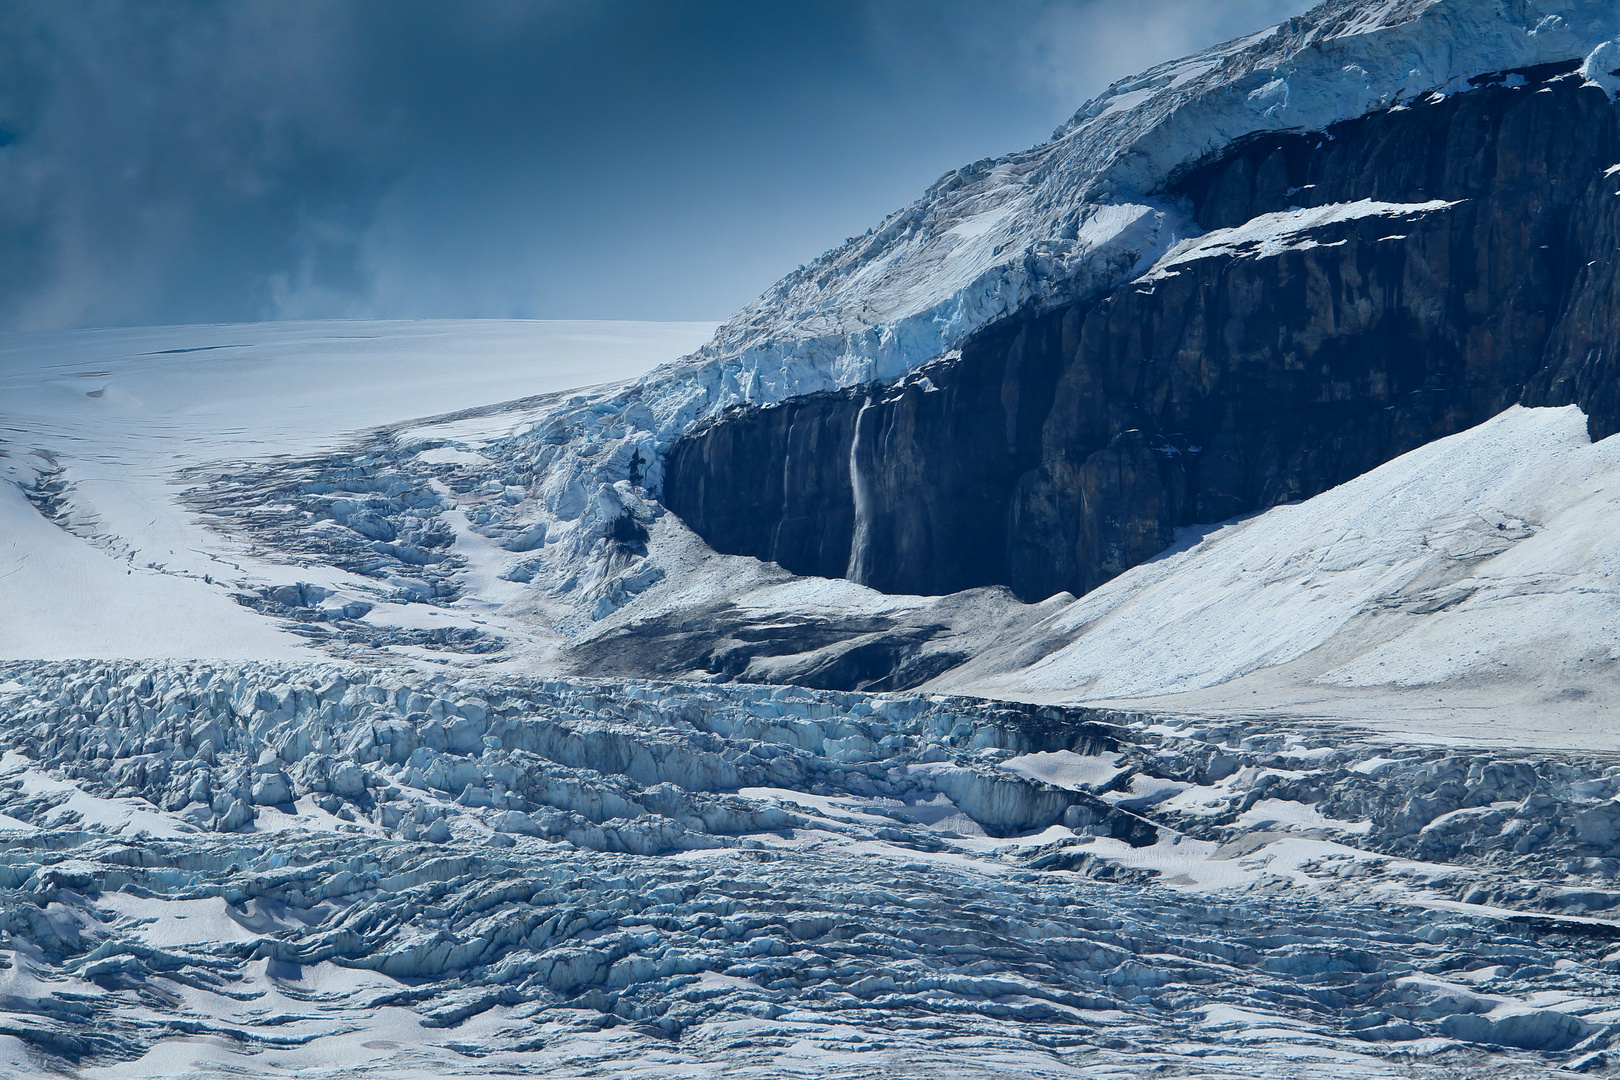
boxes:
[667,65,1620,601]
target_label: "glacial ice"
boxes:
[0,4,1617,1076]
[0,662,1608,1075]
[0,320,715,660]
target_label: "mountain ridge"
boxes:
[467,0,1620,634]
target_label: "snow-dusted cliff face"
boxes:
[485,0,1620,623]
[653,0,1620,402]
[686,0,1620,404]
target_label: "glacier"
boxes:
[0,320,714,661]
[9,319,1620,1076]
[0,661,1614,1078]
[1,1,1619,1076]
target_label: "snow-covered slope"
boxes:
[0,321,715,660]
[0,481,299,660]
[935,406,1620,748]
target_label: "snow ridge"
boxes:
[665,0,1620,409]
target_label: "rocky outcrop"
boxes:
[563,589,1046,692]
[1525,134,1620,439]
[665,335,1065,596]
[667,65,1620,601]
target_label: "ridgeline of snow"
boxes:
[661,0,1620,404]
[501,0,1620,615]
[1142,198,1461,277]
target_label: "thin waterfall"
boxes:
[845,395,874,584]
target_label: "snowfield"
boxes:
[0,320,714,660]
[936,407,1620,750]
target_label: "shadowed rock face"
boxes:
[666,64,1620,602]
[1526,135,1620,440]
[664,336,1066,596]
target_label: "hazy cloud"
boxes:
[0,0,1313,331]
[865,0,1307,119]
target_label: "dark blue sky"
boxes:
[0,0,1309,330]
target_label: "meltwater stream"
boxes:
[844,395,876,588]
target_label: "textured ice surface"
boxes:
[0,662,1612,1077]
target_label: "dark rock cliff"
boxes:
[667,64,1620,602]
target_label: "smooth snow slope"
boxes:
[0,320,715,465]
[0,320,715,659]
[936,406,1620,749]
[0,480,297,660]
